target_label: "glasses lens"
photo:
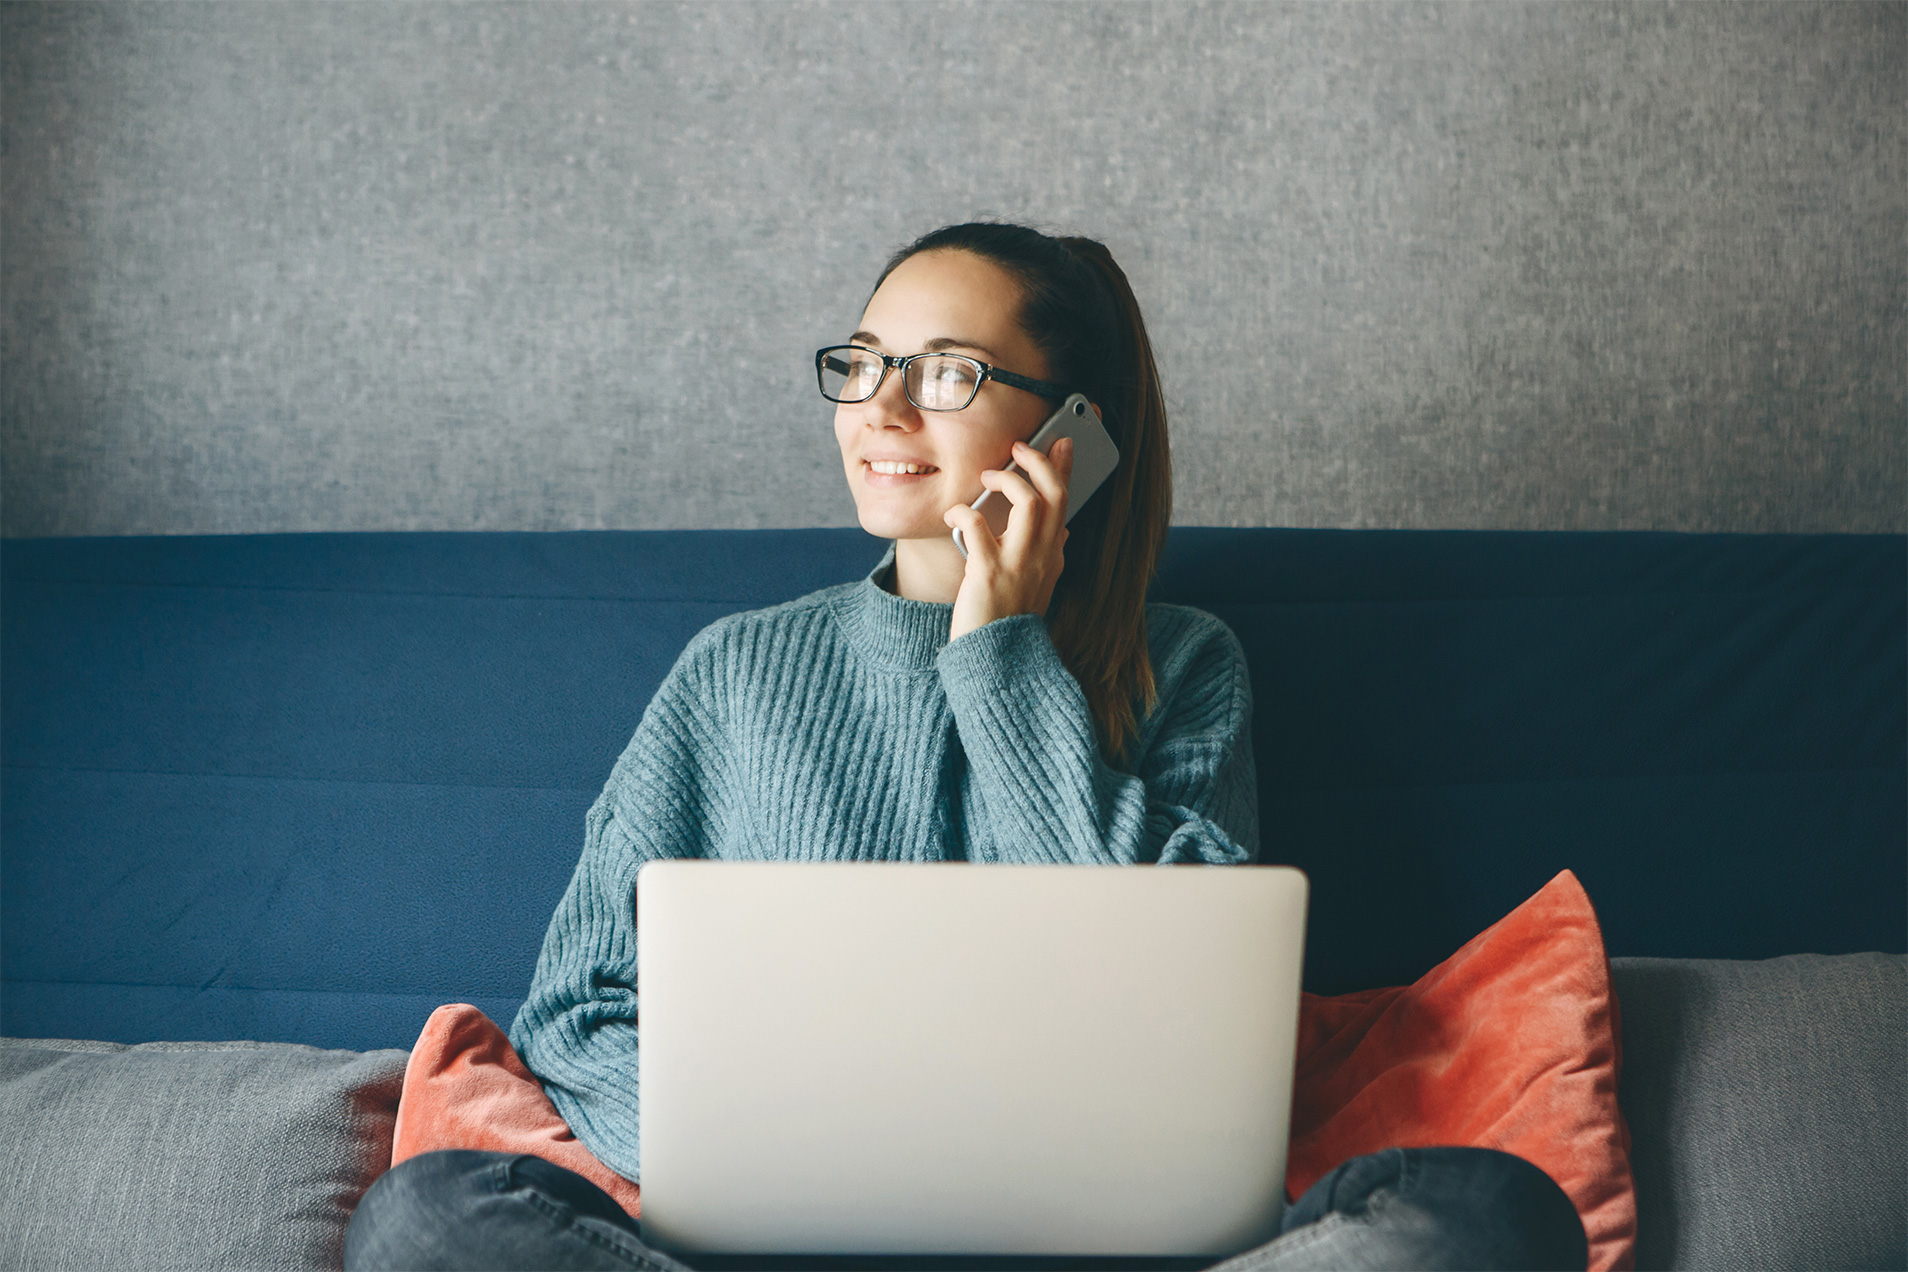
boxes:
[906,355,981,411]
[819,347,886,402]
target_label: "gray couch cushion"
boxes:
[0,1037,408,1271]
[1612,953,1907,1271]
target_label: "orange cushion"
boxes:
[393,868,1634,1267]
[391,1003,644,1218]
[1288,868,1636,1271]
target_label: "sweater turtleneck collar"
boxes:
[835,541,956,672]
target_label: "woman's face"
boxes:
[834,249,1055,543]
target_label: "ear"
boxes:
[1089,402,1103,422]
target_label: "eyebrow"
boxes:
[850,330,1003,362]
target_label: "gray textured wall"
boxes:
[3,1,1901,538]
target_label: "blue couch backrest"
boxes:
[4,528,1902,1051]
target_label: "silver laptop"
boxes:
[636,861,1309,1259]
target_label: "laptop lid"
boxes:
[636,861,1309,1258]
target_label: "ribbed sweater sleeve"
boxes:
[936,609,1258,866]
[506,629,730,1183]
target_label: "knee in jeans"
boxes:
[1421,1147,1588,1271]
[345,1150,506,1268]
[359,1148,496,1214]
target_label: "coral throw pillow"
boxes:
[391,1004,643,1218]
[1288,869,1636,1271]
[393,868,1633,1267]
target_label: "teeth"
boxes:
[868,461,934,475]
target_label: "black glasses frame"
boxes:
[815,345,1071,411]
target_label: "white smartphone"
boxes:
[951,393,1121,559]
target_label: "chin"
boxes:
[858,511,938,541]
[863,521,946,544]
[856,507,951,544]
[855,506,913,541]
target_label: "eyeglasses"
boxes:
[815,345,1070,412]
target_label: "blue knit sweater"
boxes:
[508,544,1260,1182]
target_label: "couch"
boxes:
[3,526,1903,1270]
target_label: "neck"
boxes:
[890,536,967,603]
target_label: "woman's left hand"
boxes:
[943,437,1074,642]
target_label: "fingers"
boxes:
[987,439,1072,528]
[945,439,1073,632]
[954,437,1074,571]
[999,438,1070,556]
[1013,438,1074,513]
[943,500,1002,570]
[984,464,1042,518]
[980,467,1045,560]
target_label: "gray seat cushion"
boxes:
[0,1037,407,1271]
[4,956,1905,1270]
[1612,953,1907,1271]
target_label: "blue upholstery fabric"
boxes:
[4,528,1902,1050]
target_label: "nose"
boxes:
[864,364,924,431]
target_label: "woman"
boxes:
[346,223,1587,1271]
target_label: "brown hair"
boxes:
[874,223,1173,768]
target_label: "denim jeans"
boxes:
[345,1146,1588,1272]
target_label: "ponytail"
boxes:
[1044,238,1171,768]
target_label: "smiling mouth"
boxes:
[864,461,939,476]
